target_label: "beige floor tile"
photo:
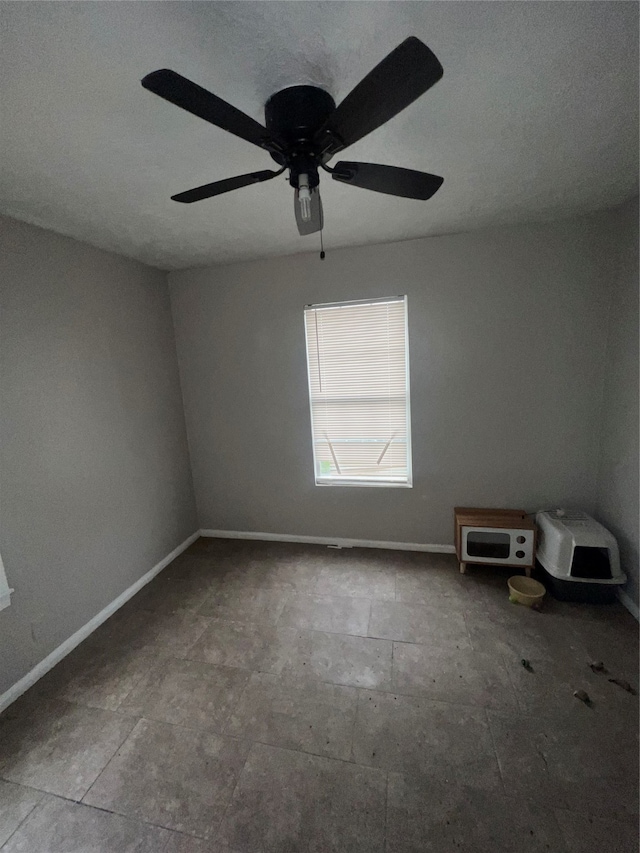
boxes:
[83,719,249,838]
[118,657,250,731]
[391,641,519,710]
[386,772,568,852]
[279,593,371,636]
[272,627,394,690]
[488,710,639,821]
[1,795,170,852]
[368,599,469,646]
[0,781,43,847]
[199,586,289,625]
[314,564,395,600]
[554,808,639,853]
[0,701,136,800]
[352,690,501,789]
[224,671,358,760]
[218,742,386,852]
[185,619,280,671]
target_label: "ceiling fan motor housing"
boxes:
[265,85,336,187]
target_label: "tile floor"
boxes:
[0,538,638,852]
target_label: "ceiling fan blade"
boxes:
[172,169,282,203]
[332,162,443,200]
[295,187,323,235]
[314,37,443,156]
[142,69,280,151]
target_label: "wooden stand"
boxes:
[454,507,536,576]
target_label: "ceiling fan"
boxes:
[141,37,444,236]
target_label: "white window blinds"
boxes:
[304,296,412,486]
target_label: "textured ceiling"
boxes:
[1,1,638,270]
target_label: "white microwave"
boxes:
[461,526,535,566]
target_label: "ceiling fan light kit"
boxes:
[141,36,444,240]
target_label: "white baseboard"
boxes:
[200,528,456,554]
[618,588,640,621]
[0,530,200,715]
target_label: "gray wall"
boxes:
[169,212,614,546]
[0,216,197,696]
[595,198,639,607]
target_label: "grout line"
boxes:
[496,649,525,714]
[278,625,391,641]
[109,662,157,715]
[460,606,474,648]
[178,653,274,676]
[384,770,390,852]
[348,688,363,764]
[219,674,253,740]
[235,737,385,770]
[0,779,196,843]
[332,682,513,714]
[485,707,512,800]
[77,795,210,841]
[390,641,395,692]
[58,797,195,839]
[79,716,144,804]
[215,744,253,839]
[76,719,251,841]
[287,590,379,602]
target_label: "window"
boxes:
[0,552,13,611]
[304,296,412,487]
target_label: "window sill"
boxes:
[315,478,412,488]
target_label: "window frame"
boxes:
[0,553,13,611]
[304,295,413,489]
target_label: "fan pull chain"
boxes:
[320,229,325,260]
